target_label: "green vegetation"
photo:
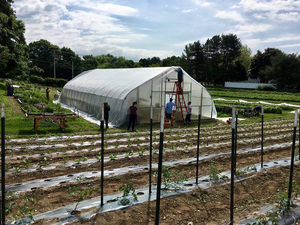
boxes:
[0,80,99,136]
[208,87,300,104]
[6,192,37,222]
[118,182,138,206]
[68,175,98,212]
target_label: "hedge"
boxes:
[29,76,67,87]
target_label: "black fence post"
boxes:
[230,107,236,225]
[196,105,202,184]
[100,103,104,207]
[1,104,5,224]
[261,106,264,168]
[149,103,153,194]
[155,106,165,225]
[288,110,298,208]
[234,110,238,173]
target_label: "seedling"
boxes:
[118,182,138,206]
[96,152,102,162]
[137,148,144,156]
[109,153,117,160]
[5,163,11,172]
[125,149,133,158]
[154,165,187,190]
[60,157,69,164]
[13,167,21,174]
[68,175,98,213]
[5,191,37,222]
[208,164,224,181]
[20,159,31,169]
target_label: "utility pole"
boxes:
[72,59,74,79]
[53,49,56,79]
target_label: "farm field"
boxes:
[1,85,300,224]
[3,118,300,224]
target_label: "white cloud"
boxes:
[227,24,273,36]
[182,8,197,13]
[261,35,300,43]
[192,0,211,7]
[215,11,245,22]
[278,43,300,48]
[276,12,300,22]
[239,0,300,13]
[252,13,267,20]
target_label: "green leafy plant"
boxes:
[96,152,102,162]
[208,164,224,181]
[20,159,31,169]
[118,182,138,206]
[125,149,133,158]
[154,165,187,190]
[60,157,69,164]
[5,191,37,222]
[137,148,144,156]
[68,175,98,213]
[109,153,117,160]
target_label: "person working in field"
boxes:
[104,102,110,129]
[184,101,192,125]
[46,87,50,101]
[165,98,176,126]
[253,106,262,116]
[127,101,138,132]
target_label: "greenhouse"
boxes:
[58,67,217,126]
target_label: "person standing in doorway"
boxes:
[165,98,176,126]
[104,102,110,129]
[46,87,50,101]
[128,101,138,131]
[184,101,192,125]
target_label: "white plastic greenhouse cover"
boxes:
[58,67,217,126]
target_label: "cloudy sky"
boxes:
[13,0,300,61]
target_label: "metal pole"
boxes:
[72,59,74,79]
[288,110,298,208]
[100,103,104,207]
[261,106,264,168]
[1,104,5,225]
[155,105,165,225]
[299,113,300,160]
[196,88,203,184]
[230,107,236,225]
[53,49,56,79]
[155,76,165,225]
[234,110,238,174]
[149,92,153,194]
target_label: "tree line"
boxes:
[1,0,300,91]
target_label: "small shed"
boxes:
[58,67,217,126]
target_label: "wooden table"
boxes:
[26,113,79,132]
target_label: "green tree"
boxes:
[56,47,82,80]
[203,35,222,85]
[262,53,300,90]
[161,56,182,67]
[237,45,252,74]
[248,48,282,82]
[182,40,205,82]
[221,34,242,84]
[28,39,60,78]
[0,0,29,78]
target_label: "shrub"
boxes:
[44,78,68,87]
[29,75,45,85]
[257,85,276,91]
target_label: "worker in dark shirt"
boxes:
[253,106,262,116]
[104,102,110,129]
[127,101,138,131]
